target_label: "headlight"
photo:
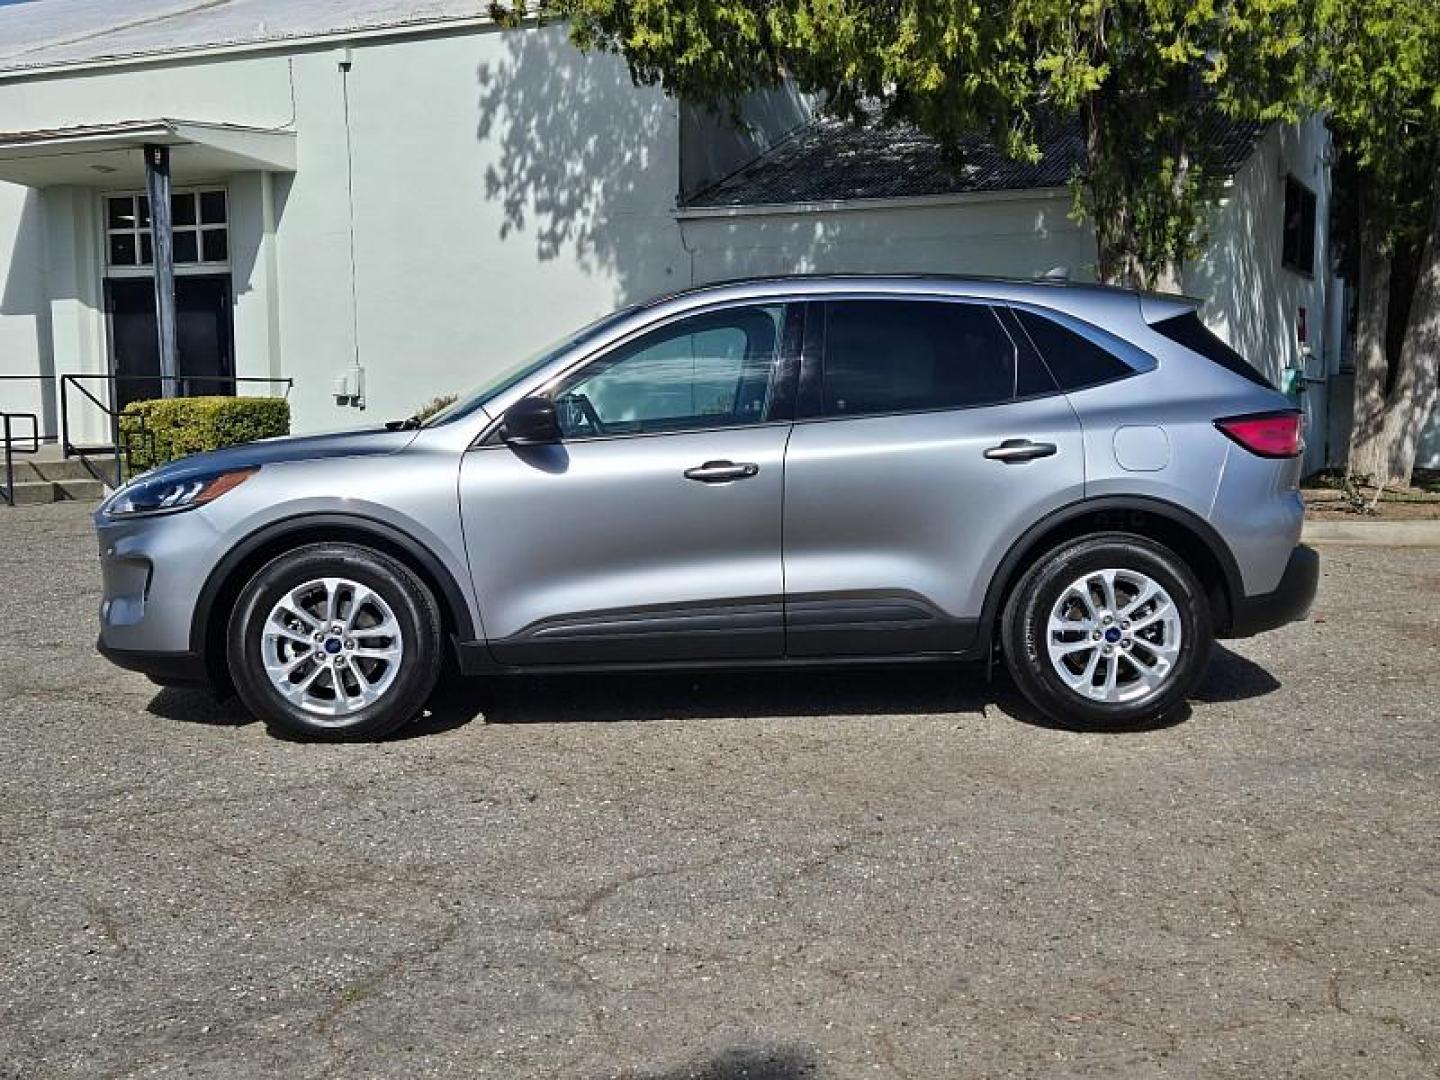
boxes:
[103,468,256,518]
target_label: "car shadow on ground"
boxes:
[613,1044,821,1080]
[144,643,1279,741]
[146,685,255,727]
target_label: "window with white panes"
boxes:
[105,189,229,270]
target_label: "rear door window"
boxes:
[818,300,1025,418]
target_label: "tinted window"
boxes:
[999,308,1062,399]
[1014,309,1133,391]
[1282,176,1317,274]
[821,301,1018,417]
[554,305,784,437]
[1152,311,1273,389]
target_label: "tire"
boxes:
[227,542,444,741]
[1000,532,1213,730]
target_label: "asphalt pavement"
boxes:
[1,503,1437,1078]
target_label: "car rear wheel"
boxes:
[227,543,443,741]
[1001,533,1213,729]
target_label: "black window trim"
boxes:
[476,299,805,447]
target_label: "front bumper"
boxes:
[1225,544,1319,638]
[94,505,225,664]
[96,638,211,687]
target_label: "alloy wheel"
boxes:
[1045,568,1183,704]
[260,577,405,722]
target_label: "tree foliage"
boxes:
[1313,0,1440,484]
[1313,0,1440,246]
[494,0,1310,289]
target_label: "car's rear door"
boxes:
[459,302,801,665]
[782,297,1086,657]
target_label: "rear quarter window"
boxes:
[1152,312,1273,389]
[1013,309,1136,391]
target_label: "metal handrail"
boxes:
[60,374,296,487]
[1,373,296,491]
[1,374,48,507]
[1,412,39,507]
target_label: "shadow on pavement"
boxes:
[417,640,1281,735]
[426,661,1000,730]
[1193,643,1283,703]
[613,1044,821,1080]
[146,685,256,727]
[144,641,1279,740]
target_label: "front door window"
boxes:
[552,305,785,438]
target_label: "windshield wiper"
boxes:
[384,416,422,431]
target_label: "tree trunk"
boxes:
[1084,89,1141,288]
[1083,90,1184,292]
[1377,158,1440,486]
[1346,179,1394,482]
[1091,202,1182,291]
[1151,139,1191,295]
[1149,260,1184,295]
[1086,94,1126,287]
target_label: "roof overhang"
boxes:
[0,119,297,187]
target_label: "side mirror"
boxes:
[500,396,561,446]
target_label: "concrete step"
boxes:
[4,477,106,506]
[7,455,119,484]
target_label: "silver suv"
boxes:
[95,276,1317,739]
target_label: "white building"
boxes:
[0,0,1412,473]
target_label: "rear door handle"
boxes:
[684,460,760,483]
[984,438,1058,464]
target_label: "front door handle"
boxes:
[684,460,760,483]
[984,438,1058,464]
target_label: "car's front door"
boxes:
[782,297,1086,657]
[459,303,799,665]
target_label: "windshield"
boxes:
[421,306,640,427]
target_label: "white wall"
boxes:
[0,22,689,435]
[282,24,688,430]
[0,182,52,434]
[1186,117,1340,472]
[42,186,111,445]
[680,191,1092,283]
[1187,121,1334,385]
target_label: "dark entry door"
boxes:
[108,276,235,412]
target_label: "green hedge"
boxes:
[120,396,291,472]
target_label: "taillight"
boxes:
[1214,411,1304,458]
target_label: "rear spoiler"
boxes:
[1138,291,1203,325]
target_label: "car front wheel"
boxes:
[227,542,443,741]
[1001,533,1213,729]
